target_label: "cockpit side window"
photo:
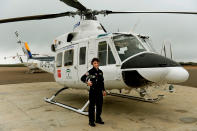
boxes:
[98,41,107,66]
[98,41,116,66]
[56,52,63,67]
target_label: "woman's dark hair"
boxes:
[91,58,100,65]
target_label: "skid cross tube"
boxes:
[44,87,89,116]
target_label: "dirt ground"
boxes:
[183,66,197,70]
[0,67,55,85]
[178,68,197,88]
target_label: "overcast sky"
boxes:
[0,0,197,64]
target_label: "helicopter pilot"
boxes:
[81,58,106,127]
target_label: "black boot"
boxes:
[95,118,104,124]
[89,122,96,127]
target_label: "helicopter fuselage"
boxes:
[52,20,189,90]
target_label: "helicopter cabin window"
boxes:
[56,52,63,67]
[98,41,116,66]
[64,50,74,66]
[79,47,86,65]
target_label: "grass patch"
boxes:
[179,62,197,66]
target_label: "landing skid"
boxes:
[107,92,164,103]
[44,87,89,116]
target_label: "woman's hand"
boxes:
[87,81,92,86]
[103,91,107,96]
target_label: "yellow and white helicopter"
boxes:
[0,0,194,115]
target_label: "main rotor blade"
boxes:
[105,11,197,15]
[60,0,87,11]
[0,12,72,24]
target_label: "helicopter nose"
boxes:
[121,53,189,87]
[137,67,189,83]
[164,67,189,83]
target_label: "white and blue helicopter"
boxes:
[15,31,55,73]
[0,0,194,115]
[4,31,55,73]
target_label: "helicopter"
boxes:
[0,0,195,115]
[4,31,55,73]
[15,31,55,73]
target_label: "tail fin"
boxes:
[24,42,32,59]
[15,31,32,59]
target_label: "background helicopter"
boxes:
[14,31,55,73]
[0,0,196,115]
[4,31,55,73]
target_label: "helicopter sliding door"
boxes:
[62,47,78,88]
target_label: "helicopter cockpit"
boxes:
[112,34,148,62]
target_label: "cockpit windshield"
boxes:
[138,35,156,53]
[113,34,146,61]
